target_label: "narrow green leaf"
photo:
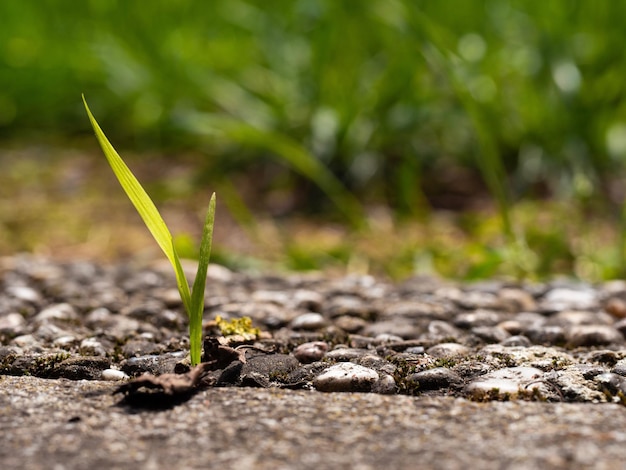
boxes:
[83,96,192,324]
[83,96,177,264]
[188,193,216,365]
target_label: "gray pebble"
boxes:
[324,348,370,361]
[35,323,75,342]
[251,290,290,306]
[525,325,566,346]
[206,263,235,283]
[426,320,463,339]
[497,288,537,312]
[121,339,163,358]
[405,346,425,355]
[595,373,626,399]
[313,362,379,392]
[500,335,532,347]
[454,310,501,329]
[292,289,325,312]
[0,312,26,335]
[51,356,111,380]
[80,337,108,357]
[382,300,450,320]
[614,317,626,336]
[471,326,511,343]
[121,352,186,376]
[465,366,544,400]
[612,359,626,376]
[427,343,470,358]
[334,315,367,333]
[293,341,328,364]
[11,334,42,350]
[541,287,597,311]
[408,367,463,390]
[371,373,397,394]
[362,320,421,339]
[548,310,614,327]
[566,325,624,347]
[290,313,327,330]
[34,303,79,324]
[52,335,78,348]
[6,285,41,304]
[452,290,502,310]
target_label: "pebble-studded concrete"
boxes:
[3,255,626,404]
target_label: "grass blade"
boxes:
[188,193,216,365]
[83,95,208,362]
[83,97,178,269]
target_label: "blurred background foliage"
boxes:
[2,0,626,280]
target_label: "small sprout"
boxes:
[83,95,215,366]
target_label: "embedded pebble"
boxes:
[408,367,463,391]
[454,310,501,329]
[525,325,565,346]
[566,325,624,347]
[382,300,450,320]
[80,337,108,357]
[6,285,41,304]
[471,326,510,343]
[500,335,532,347]
[0,312,26,335]
[465,367,544,399]
[327,295,372,319]
[292,289,324,312]
[293,341,328,364]
[101,368,129,381]
[11,334,41,350]
[313,362,379,392]
[595,372,626,398]
[427,343,470,358]
[371,373,397,394]
[426,320,463,339]
[121,352,186,376]
[324,348,369,361]
[290,313,327,330]
[252,290,290,306]
[33,303,79,324]
[52,356,111,380]
[362,320,421,339]
[541,287,597,311]
[497,288,537,312]
[612,359,626,376]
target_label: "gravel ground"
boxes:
[3,254,626,468]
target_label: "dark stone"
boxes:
[408,368,464,391]
[51,356,111,380]
[121,340,163,358]
[120,352,186,377]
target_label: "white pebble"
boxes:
[313,362,379,392]
[101,369,129,381]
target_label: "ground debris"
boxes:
[114,338,246,409]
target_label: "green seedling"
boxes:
[83,95,215,366]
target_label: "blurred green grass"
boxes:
[3,0,626,280]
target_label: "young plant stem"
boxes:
[83,95,215,365]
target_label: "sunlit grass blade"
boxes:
[188,193,216,365]
[83,95,216,365]
[83,98,178,268]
